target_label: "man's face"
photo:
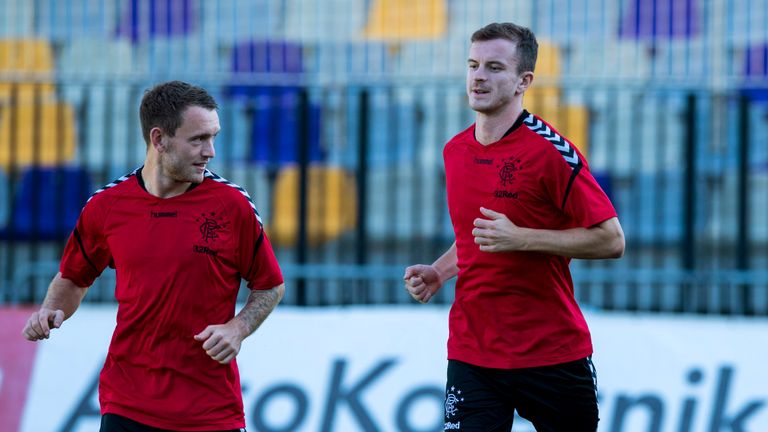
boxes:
[466,39,525,115]
[159,106,220,184]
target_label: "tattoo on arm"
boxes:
[235,286,283,337]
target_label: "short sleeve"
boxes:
[541,137,617,228]
[563,166,617,228]
[59,198,112,287]
[237,200,284,290]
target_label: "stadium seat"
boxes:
[59,38,136,77]
[742,44,768,102]
[228,40,323,165]
[447,1,532,42]
[285,0,366,42]
[0,166,92,240]
[0,38,55,103]
[528,104,590,158]
[525,41,563,130]
[0,101,77,169]
[270,165,357,246]
[115,0,196,42]
[0,168,8,227]
[363,0,447,40]
[524,42,590,157]
[618,0,700,41]
[201,0,281,43]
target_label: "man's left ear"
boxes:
[518,72,534,94]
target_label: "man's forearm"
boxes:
[521,218,625,259]
[433,242,460,283]
[41,272,88,319]
[233,284,285,338]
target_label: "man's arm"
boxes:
[194,283,285,364]
[403,242,459,303]
[473,207,625,259]
[232,284,285,337]
[22,272,89,341]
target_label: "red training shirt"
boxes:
[60,168,284,430]
[444,111,616,369]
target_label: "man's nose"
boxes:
[202,141,215,158]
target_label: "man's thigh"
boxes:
[445,360,514,432]
[514,357,599,432]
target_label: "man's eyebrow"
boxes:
[190,131,219,140]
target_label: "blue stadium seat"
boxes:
[0,166,92,240]
[742,44,768,102]
[619,0,700,40]
[592,171,615,211]
[228,40,323,165]
[0,168,8,227]
[115,0,196,42]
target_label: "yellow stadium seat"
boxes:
[526,41,562,108]
[270,165,357,246]
[363,0,447,40]
[523,42,590,156]
[534,41,561,78]
[0,101,77,168]
[0,39,55,103]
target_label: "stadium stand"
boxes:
[0,165,91,240]
[0,38,77,169]
[271,165,357,246]
[363,0,447,40]
[0,0,766,314]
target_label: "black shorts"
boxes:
[99,413,246,432]
[444,357,599,432]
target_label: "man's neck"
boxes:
[475,103,523,146]
[142,158,191,199]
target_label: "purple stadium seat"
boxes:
[619,0,700,41]
[116,0,196,42]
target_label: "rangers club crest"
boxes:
[196,212,229,243]
[445,386,464,418]
[497,157,522,187]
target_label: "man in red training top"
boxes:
[23,80,285,432]
[404,23,625,431]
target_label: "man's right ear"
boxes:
[149,127,165,152]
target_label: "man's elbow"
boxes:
[599,218,625,259]
[606,233,625,258]
[273,284,286,303]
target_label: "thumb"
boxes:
[480,207,504,219]
[403,266,419,280]
[194,327,212,341]
[51,310,65,328]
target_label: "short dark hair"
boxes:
[139,80,218,145]
[471,22,538,74]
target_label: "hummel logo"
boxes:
[150,211,178,218]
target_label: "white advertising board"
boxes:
[16,306,768,432]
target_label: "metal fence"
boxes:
[1,0,768,315]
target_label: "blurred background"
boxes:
[1,0,768,313]
[0,1,767,431]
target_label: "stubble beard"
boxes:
[161,151,203,184]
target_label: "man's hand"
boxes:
[194,320,246,364]
[403,264,442,303]
[472,207,528,252]
[22,308,65,341]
